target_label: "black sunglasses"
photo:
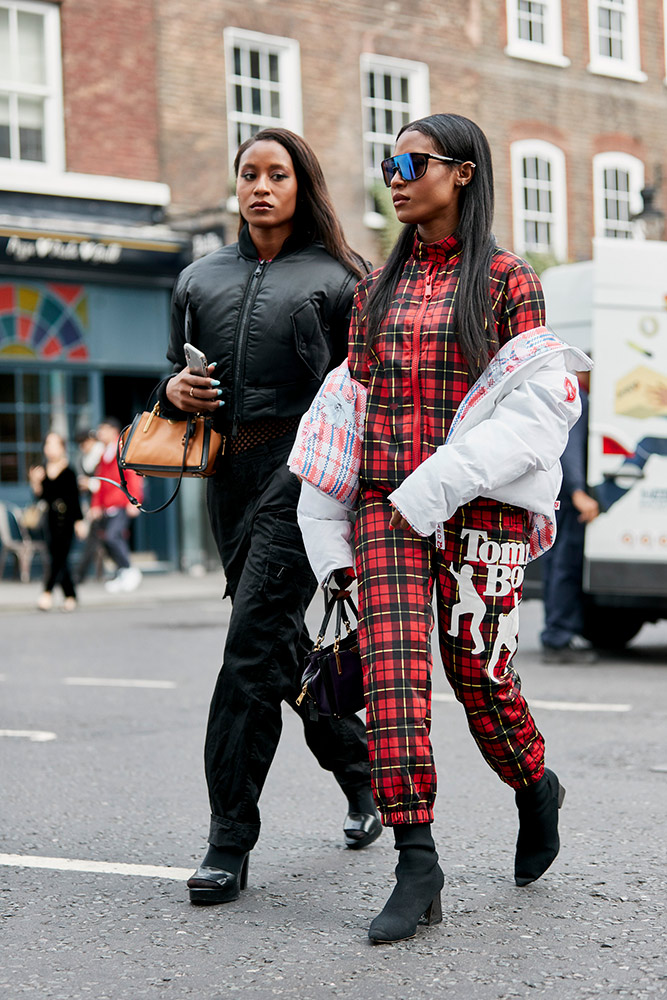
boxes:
[380,151,475,187]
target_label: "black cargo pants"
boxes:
[204,432,371,853]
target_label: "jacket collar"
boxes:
[238,223,313,261]
[412,231,462,265]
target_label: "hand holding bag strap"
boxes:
[312,593,357,653]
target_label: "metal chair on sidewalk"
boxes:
[0,501,47,583]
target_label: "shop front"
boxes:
[0,192,211,572]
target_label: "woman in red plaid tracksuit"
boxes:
[341,114,568,943]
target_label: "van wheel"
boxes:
[582,605,644,650]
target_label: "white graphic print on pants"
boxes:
[487,593,519,683]
[446,528,526,670]
[447,564,487,654]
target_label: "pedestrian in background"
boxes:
[73,427,105,583]
[298,113,585,943]
[160,128,379,906]
[29,431,82,612]
[88,418,143,593]
[541,370,599,662]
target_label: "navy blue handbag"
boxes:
[297,595,364,721]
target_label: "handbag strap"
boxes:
[313,593,358,650]
[334,595,356,639]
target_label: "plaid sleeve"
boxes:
[491,252,546,346]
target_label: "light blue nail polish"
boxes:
[218,400,225,407]
[216,389,223,396]
[211,379,221,386]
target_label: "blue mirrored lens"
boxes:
[381,152,429,185]
[395,153,417,180]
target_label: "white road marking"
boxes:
[431,692,631,713]
[530,697,631,713]
[0,729,56,742]
[63,677,176,689]
[0,854,192,880]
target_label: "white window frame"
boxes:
[511,139,568,261]
[505,0,570,67]
[593,151,644,239]
[0,0,64,173]
[223,27,302,169]
[587,0,646,82]
[360,53,430,228]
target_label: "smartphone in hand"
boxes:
[184,343,208,376]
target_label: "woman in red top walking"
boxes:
[325,114,572,943]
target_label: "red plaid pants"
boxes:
[355,491,545,826]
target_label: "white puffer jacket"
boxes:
[297,329,592,586]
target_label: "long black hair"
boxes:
[234,128,366,279]
[362,113,497,381]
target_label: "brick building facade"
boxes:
[60,0,161,182]
[1,0,666,571]
[153,0,667,265]
[4,1,663,271]
[0,0,187,568]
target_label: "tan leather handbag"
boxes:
[119,403,224,479]
[102,402,225,514]
[106,300,224,513]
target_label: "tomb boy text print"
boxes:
[447,527,527,681]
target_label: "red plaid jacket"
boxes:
[348,234,545,492]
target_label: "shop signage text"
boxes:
[5,234,122,265]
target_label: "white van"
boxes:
[540,238,667,648]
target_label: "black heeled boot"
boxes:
[368,823,444,944]
[187,845,249,904]
[514,767,565,886]
[344,787,382,850]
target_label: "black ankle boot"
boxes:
[187,845,249,905]
[514,768,565,886]
[368,823,444,944]
[344,787,382,850]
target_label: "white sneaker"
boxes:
[105,567,142,593]
[118,566,142,592]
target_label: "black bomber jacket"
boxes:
[159,225,361,434]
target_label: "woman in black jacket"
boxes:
[29,431,83,612]
[162,128,379,904]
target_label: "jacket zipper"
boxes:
[231,259,267,435]
[410,266,434,471]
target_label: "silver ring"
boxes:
[189,386,195,397]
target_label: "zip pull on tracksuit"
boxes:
[411,265,436,471]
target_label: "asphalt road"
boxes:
[1,587,666,1000]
